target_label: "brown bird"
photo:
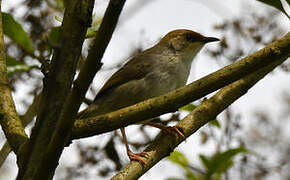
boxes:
[77,29,219,164]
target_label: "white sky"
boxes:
[1,0,290,179]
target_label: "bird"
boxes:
[77,29,219,164]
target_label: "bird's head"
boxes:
[159,29,219,57]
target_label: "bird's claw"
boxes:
[163,125,185,139]
[127,151,147,165]
[146,122,185,139]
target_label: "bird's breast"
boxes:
[142,58,191,97]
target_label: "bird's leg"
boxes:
[120,127,146,165]
[145,122,185,139]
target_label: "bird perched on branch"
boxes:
[77,29,219,164]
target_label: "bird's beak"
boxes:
[202,36,220,43]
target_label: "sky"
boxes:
[1,0,290,179]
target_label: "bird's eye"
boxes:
[185,33,197,42]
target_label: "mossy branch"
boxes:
[0,2,28,156]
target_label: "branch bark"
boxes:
[16,0,94,179]
[71,32,290,139]
[35,0,126,179]
[0,93,41,167]
[0,4,28,156]
[111,40,289,180]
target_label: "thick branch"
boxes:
[17,0,94,179]
[0,93,41,167]
[111,46,287,180]
[71,32,290,139]
[35,0,126,179]
[0,4,28,155]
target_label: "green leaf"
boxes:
[185,170,197,180]
[46,0,65,11]
[179,104,197,112]
[256,0,290,19]
[86,29,98,39]
[203,147,248,177]
[54,16,63,22]
[6,56,38,77]
[166,178,183,180]
[2,12,34,53]
[86,17,102,38]
[199,154,211,170]
[169,151,197,180]
[6,55,23,67]
[48,26,61,46]
[168,151,189,168]
[209,119,221,128]
[54,0,65,10]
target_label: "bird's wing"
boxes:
[94,53,154,102]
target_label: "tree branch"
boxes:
[111,44,288,180]
[17,0,94,179]
[35,0,126,179]
[0,93,41,167]
[0,3,28,156]
[71,32,290,139]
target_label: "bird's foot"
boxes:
[163,125,185,139]
[146,123,185,139]
[127,151,147,165]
